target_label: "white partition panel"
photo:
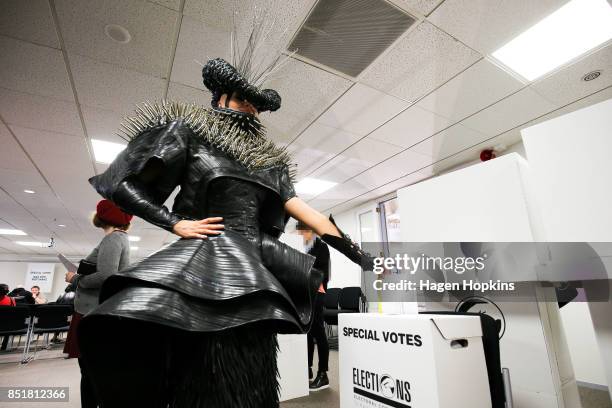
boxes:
[397,153,536,242]
[396,153,580,408]
[522,97,612,399]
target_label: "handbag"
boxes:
[77,259,97,276]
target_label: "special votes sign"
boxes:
[25,263,55,293]
[339,313,491,408]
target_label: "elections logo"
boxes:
[353,367,412,407]
[379,374,396,398]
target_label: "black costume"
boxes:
[78,53,370,407]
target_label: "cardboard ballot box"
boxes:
[339,313,491,408]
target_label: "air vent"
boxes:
[290,0,415,77]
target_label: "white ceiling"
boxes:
[0,0,611,259]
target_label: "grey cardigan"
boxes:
[73,230,130,315]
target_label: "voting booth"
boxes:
[339,313,491,408]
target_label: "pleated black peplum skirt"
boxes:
[77,230,321,408]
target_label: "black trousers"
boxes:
[308,292,329,372]
[78,357,98,408]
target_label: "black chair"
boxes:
[31,304,73,349]
[338,286,366,314]
[0,305,34,362]
[323,288,341,326]
[422,311,508,408]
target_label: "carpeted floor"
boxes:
[0,345,609,408]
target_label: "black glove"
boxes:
[321,215,374,270]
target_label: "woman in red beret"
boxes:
[63,199,131,408]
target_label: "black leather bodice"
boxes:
[207,178,268,243]
[89,119,296,237]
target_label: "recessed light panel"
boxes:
[0,229,27,236]
[92,139,126,164]
[128,236,141,242]
[492,0,612,81]
[16,241,47,247]
[295,178,337,195]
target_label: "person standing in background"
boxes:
[297,221,331,391]
[31,285,47,304]
[63,199,131,408]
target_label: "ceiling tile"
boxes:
[416,58,525,122]
[81,106,128,144]
[307,179,371,205]
[427,130,525,175]
[170,15,230,89]
[70,54,166,113]
[184,0,316,38]
[291,121,363,176]
[352,149,434,190]
[55,0,179,78]
[428,0,570,55]
[147,0,181,10]
[531,43,612,107]
[0,123,37,174]
[262,58,352,142]
[360,21,481,103]
[0,0,59,48]
[528,86,612,126]
[183,0,239,30]
[317,84,410,136]
[388,0,444,16]
[307,137,404,183]
[167,82,213,106]
[0,88,83,136]
[368,104,453,148]
[307,196,350,212]
[0,36,74,102]
[460,87,557,137]
[11,126,94,178]
[410,122,494,160]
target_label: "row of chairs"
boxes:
[0,304,73,363]
[322,286,366,349]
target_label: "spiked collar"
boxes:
[119,100,295,181]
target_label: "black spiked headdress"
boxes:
[202,58,281,113]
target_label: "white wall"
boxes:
[0,261,68,302]
[521,98,612,392]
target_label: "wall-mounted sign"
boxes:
[25,263,55,293]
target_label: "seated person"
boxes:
[8,286,35,305]
[31,285,47,304]
[0,284,16,306]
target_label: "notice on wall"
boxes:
[25,263,55,293]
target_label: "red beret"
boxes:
[96,199,133,226]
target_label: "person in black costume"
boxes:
[297,221,331,391]
[77,53,371,407]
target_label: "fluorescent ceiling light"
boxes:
[92,139,126,164]
[24,189,35,194]
[492,0,612,81]
[295,178,337,195]
[128,236,141,242]
[16,241,48,247]
[0,229,27,235]
[130,246,139,251]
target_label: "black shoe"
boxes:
[309,371,329,391]
[309,367,313,380]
